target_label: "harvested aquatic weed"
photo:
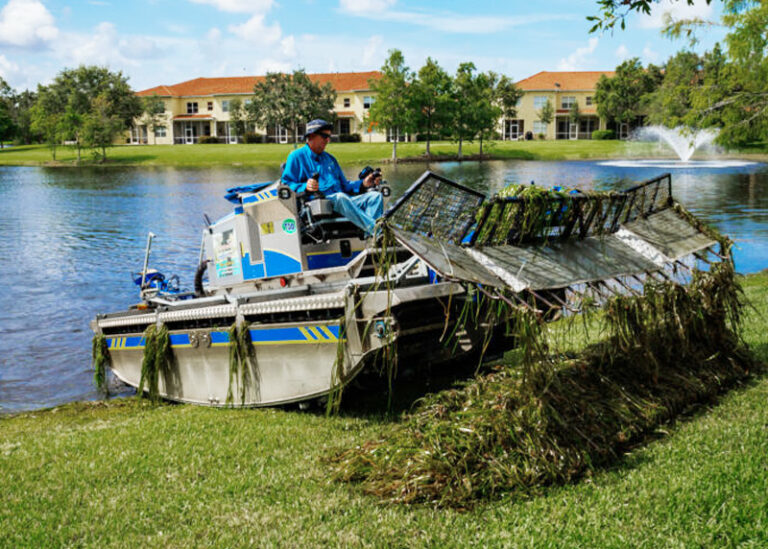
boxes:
[327,262,762,507]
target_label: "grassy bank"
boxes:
[1,272,767,546]
[1,140,764,168]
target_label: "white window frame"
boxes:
[561,96,577,109]
[343,97,351,108]
[154,126,167,138]
[585,96,593,106]
[207,101,213,111]
[533,96,548,109]
[186,102,198,114]
[363,96,374,109]
[533,121,548,135]
[222,100,230,113]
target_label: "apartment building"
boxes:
[504,71,615,141]
[130,71,383,145]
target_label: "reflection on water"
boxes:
[0,160,766,413]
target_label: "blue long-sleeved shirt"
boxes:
[281,144,362,195]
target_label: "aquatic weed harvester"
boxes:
[91,171,732,407]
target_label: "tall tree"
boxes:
[646,51,703,127]
[449,62,486,159]
[537,98,554,130]
[229,98,246,141]
[368,49,415,161]
[142,94,166,145]
[495,74,524,137]
[474,71,503,155]
[82,94,125,161]
[9,89,37,145]
[32,66,141,159]
[0,77,15,148]
[410,57,452,156]
[248,70,335,147]
[595,58,661,131]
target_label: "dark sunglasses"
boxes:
[316,132,332,140]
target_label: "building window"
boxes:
[533,96,548,109]
[363,96,374,109]
[244,99,252,107]
[561,96,577,109]
[343,97,350,108]
[186,102,198,114]
[154,126,167,137]
[586,96,593,106]
[533,121,548,135]
[222,100,230,112]
[207,101,213,111]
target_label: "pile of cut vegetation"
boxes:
[328,261,763,507]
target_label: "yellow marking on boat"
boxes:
[298,326,315,341]
[307,326,325,340]
[318,325,337,341]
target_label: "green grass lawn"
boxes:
[1,271,767,546]
[2,139,763,168]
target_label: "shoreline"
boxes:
[1,141,766,168]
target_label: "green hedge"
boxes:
[592,129,615,140]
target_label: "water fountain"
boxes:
[600,125,756,169]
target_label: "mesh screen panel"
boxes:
[385,172,485,243]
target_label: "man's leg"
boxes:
[327,192,376,235]
[350,192,384,221]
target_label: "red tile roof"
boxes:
[138,71,382,97]
[516,71,614,91]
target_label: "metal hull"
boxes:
[106,320,350,407]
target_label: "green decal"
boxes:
[282,218,297,234]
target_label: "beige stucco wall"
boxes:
[504,89,605,140]
[128,89,388,145]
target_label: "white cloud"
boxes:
[339,5,576,35]
[0,54,20,80]
[254,58,291,74]
[228,14,281,44]
[280,35,296,57]
[189,0,273,14]
[615,44,629,61]
[642,45,659,63]
[0,0,58,49]
[362,35,383,67]
[638,0,713,29]
[558,37,598,71]
[339,0,396,15]
[206,27,222,41]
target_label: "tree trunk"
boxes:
[102,145,107,162]
[76,141,81,163]
[426,115,432,156]
[293,122,298,149]
[479,134,483,156]
[392,128,398,162]
[458,136,463,160]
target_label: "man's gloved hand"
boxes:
[307,171,320,192]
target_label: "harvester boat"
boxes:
[91,171,725,407]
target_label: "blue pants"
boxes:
[327,191,384,236]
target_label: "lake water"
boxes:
[1,159,766,413]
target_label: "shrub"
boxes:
[338,133,361,143]
[199,136,222,144]
[243,133,264,144]
[592,129,615,140]
[537,133,546,140]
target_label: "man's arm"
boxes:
[281,151,308,193]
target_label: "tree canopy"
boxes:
[595,58,662,126]
[247,70,336,146]
[368,49,416,161]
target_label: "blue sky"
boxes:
[0,0,725,92]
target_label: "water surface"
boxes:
[1,160,766,413]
